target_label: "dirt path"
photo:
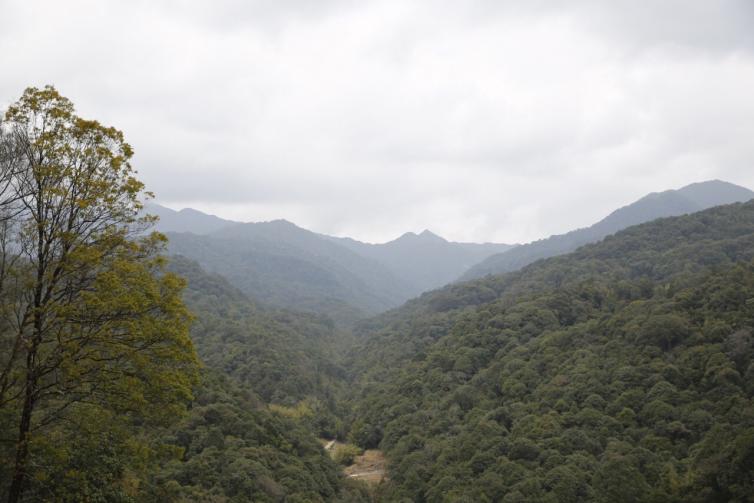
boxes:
[343,449,387,484]
[320,439,387,485]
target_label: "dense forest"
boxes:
[168,256,353,438]
[344,201,754,502]
[150,204,513,323]
[1,87,753,502]
[0,88,365,502]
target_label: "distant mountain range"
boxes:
[164,219,411,324]
[147,204,513,322]
[460,179,754,281]
[326,231,514,297]
[147,179,753,322]
[146,204,239,234]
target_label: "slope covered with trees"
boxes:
[168,256,353,437]
[146,370,369,503]
[0,87,366,503]
[345,201,754,502]
[146,258,367,501]
[462,180,754,281]
[0,87,201,501]
[165,220,412,324]
[149,203,513,320]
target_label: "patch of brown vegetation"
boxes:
[343,449,387,485]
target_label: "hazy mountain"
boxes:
[147,203,514,319]
[144,202,238,234]
[461,179,754,281]
[164,219,415,323]
[329,230,514,297]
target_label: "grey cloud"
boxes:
[2,1,753,243]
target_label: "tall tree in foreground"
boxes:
[0,86,199,502]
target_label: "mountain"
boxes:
[147,203,513,320]
[144,202,238,234]
[461,179,754,281]
[328,230,514,297]
[168,256,352,423]
[164,220,414,323]
[148,257,368,502]
[345,200,754,501]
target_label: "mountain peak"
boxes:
[461,179,753,281]
[419,229,446,241]
[675,179,754,208]
[393,229,447,244]
[145,202,239,235]
[267,218,297,227]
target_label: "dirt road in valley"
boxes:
[322,439,387,484]
[343,449,387,484]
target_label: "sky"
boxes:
[2,1,754,244]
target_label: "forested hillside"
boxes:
[0,87,369,503]
[168,257,353,437]
[147,370,367,502]
[165,223,410,324]
[345,201,754,502]
[149,204,512,319]
[462,180,754,281]
[143,256,369,501]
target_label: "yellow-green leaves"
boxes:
[0,85,199,501]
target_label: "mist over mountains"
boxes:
[164,220,410,323]
[6,3,754,498]
[147,204,514,320]
[461,180,754,281]
[149,184,754,499]
[326,230,514,296]
[147,180,753,323]
[146,203,240,234]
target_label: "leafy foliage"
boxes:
[0,86,199,502]
[168,256,353,439]
[142,257,370,501]
[333,444,364,466]
[347,201,754,502]
[146,372,369,503]
[165,221,411,324]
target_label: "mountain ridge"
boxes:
[460,179,754,281]
[148,179,753,321]
[344,198,754,501]
[147,204,515,314]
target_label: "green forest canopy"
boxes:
[344,201,754,502]
[1,86,753,503]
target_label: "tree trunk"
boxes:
[8,169,47,502]
[7,352,36,503]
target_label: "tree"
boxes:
[0,86,199,502]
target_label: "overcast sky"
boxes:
[2,1,754,243]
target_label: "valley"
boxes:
[322,439,387,485]
[146,184,754,501]
[3,121,754,502]
[4,4,754,502]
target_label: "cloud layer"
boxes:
[2,0,754,243]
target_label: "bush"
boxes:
[333,444,363,466]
